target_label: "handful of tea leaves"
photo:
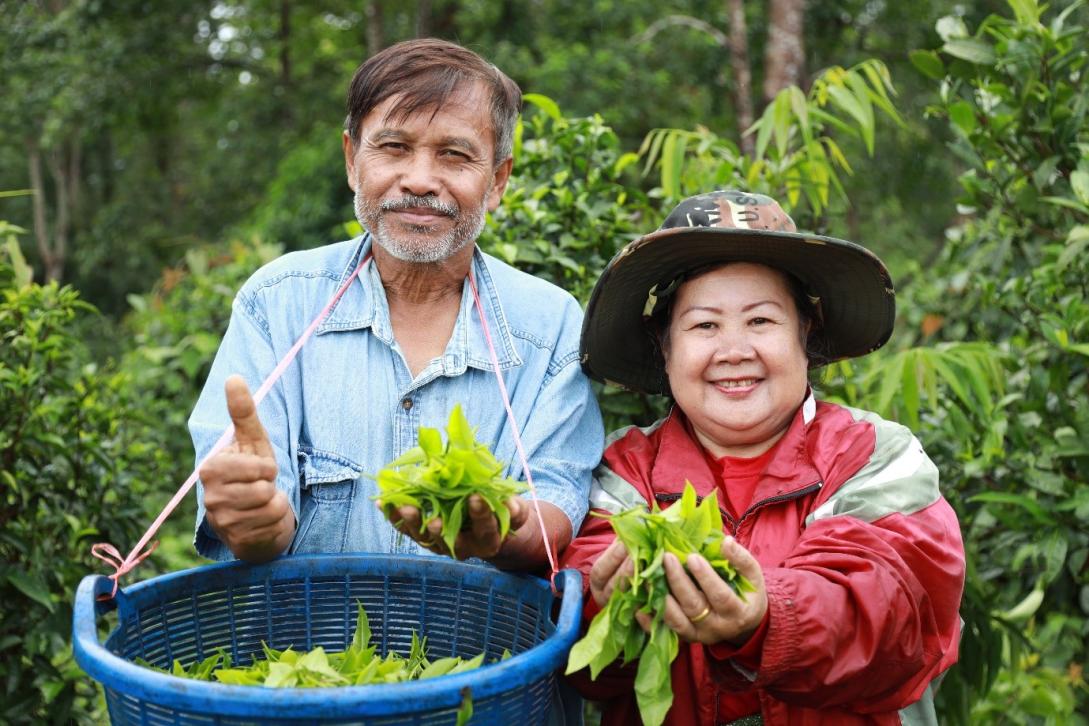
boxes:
[374,405,525,556]
[136,603,503,687]
[565,482,755,726]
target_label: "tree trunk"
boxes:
[416,0,432,38]
[763,0,806,100]
[26,139,63,283]
[279,0,293,126]
[364,0,384,55]
[279,0,291,88]
[725,0,755,156]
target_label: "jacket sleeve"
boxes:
[706,416,965,713]
[560,429,657,700]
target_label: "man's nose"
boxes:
[398,154,442,197]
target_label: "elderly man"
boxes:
[190,38,604,572]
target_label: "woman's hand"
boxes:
[588,539,635,608]
[635,536,768,646]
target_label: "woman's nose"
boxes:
[714,334,756,364]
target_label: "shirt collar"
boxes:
[316,235,522,372]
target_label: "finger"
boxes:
[662,552,707,617]
[590,540,628,585]
[659,592,700,638]
[604,555,635,601]
[467,494,501,540]
[589,540,628,605]
[200,452,277,489]
[225,375,273,457]
[505,496,529,530]
[721,535,766,591]
[684,553,740,609]
[634,609,653,634]
[394,505,424,536]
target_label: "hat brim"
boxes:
[580,226,896,394]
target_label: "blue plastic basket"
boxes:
[73,554,582,725]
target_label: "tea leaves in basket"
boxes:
[136,602,505,687]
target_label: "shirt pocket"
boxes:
[293,448,364,553]
[299,448,363,500]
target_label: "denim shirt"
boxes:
[189,235,604,562]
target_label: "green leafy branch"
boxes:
[566,483,753,726]
[373,405,525,556]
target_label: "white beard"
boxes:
[354,190,488,264]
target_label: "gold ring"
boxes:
[689,605,711,624]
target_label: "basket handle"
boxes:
[552,569,585,639]
[72,575,123,665]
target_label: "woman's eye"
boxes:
[693,321,716,330]
[750,317,774,326]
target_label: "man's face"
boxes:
[343,82,512,264]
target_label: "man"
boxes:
[190,38,604,572]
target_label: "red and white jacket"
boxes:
[561,394,965,725]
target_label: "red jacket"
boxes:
[562,396,964,725]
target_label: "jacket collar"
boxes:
[650,388,821,502]
[315,235,522,372]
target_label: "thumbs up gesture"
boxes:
[199,375,295,562]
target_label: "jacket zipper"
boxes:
[653,481,822,535]
[733,481,822,536]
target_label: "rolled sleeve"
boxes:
[188,293,301,561]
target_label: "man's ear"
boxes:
[342,131,358,192]
[486,156,514,212]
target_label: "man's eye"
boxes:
[441,149,470,160]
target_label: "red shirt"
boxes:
[702,442,780,721]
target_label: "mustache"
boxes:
[380,195,458,218]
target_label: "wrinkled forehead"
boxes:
[373,80,490,128]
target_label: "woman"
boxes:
[563,190,964,725]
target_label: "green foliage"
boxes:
[120,239,283,480]
[374,405,525,556]
[893,0,1089,720]
[639,60,903,225]
[476,97,668,430]
[566,483,753,726]
[139,603,495,688]
[0,243,167,724]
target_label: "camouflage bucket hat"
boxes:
[580,190,896,395]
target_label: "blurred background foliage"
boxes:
[1,0,1087,723]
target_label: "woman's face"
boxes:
[664,263,810,458]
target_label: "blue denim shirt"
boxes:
[189,235,604,562]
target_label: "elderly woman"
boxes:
[562,190,964,725]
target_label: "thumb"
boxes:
[225,375,273,457]
[721,535,764,590]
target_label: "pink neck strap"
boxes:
[93,247,559,595]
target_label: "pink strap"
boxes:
[93,249,561,596]
[467,270,560,589]
[92,251,372,597]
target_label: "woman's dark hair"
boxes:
[646,262,830,393]
[345,38,522,165]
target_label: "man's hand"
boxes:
[199,375,295,562]
[386,494,530,560]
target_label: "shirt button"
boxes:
[401,398,413,411]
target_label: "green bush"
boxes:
[901,0,1089,720]
[0,243,169,724]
